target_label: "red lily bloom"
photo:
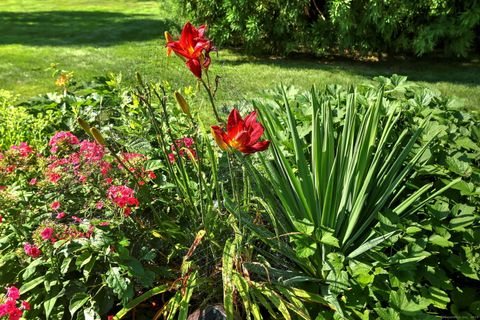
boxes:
[211,109,270,154]
[165,22,215,78]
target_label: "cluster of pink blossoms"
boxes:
[24,223,96,259]
[0,286,30,320]
[0,142,35,175]
[49,131,79,153]
[107,185,139,216]
[42,224,94,242]
[23,243,41,258]
[46,131,111,184]
[168,137,196,163]
[9,143,34,158]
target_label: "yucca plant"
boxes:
[232,86,457,317]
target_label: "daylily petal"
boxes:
[227,109,243,133]
[192,40,211,58]
[244,111,257,127]
[186,59,202,78]
[179,22,195,53]
[211,126,228,150]
[247,122,264,145]
[197,25,207,38]
[203,55,211,68]
[233,131,250,147]
[165,31,173,56]
[249,140,270,152]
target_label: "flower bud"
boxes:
[90,128,106,145]
[77,118,92,137]
[174,91,191,117]
[135,72,144,87]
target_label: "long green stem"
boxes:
[200,78,222,123]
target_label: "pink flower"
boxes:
[0,299,21,319]
[183,137,194,148]
[0,215,3,223]
[78,175,87,183]
[100,161,112,176]
[10,142,34,157]
[147,171,156,179]
[78,140,105,163]
[96,201,104,209]
[6,287,20,300]
[124,207,132,217]
[40,228,54,240]
[99,221,110,226]
[56,212,66,219]
[50,201,61,211]
[21,301,30,311]
[71,216,82,223]
[48,173,61,184]
[121,153,145,162]
[24,243,41,258]
[49,131,79,153]
[169,137,197,163]
[105,177,113,184]
[107,185,139,209]
[29,178,37,185]
[8,307,23,320]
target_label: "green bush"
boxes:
[180,0,480,57]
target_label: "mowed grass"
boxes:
[0,0,478,117]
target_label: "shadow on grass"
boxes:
[0,11,178,46]
[219,54,480,87]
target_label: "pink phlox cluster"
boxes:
[23,243,41,258]
[79,140,105,163]
[49,131,79,153]
[10,142,34,157]
[107,185,139,216]
[50,201,61,211]
[40,227,54,241]
[117,153,147,173]
[55,224,94,239]
[0,286,30,320]
[46,133,112,184]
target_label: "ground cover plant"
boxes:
[0,17,479,320]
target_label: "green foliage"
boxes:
[181,0,480,57]
[231,77,479,318]
[0,73,478,319]
[0,90,61,150]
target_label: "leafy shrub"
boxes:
[180,0,480,57]
[0,90,61,150]
[230,76,479,319]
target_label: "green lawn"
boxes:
[0,0,479,115]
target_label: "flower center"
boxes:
[229,138,241,149]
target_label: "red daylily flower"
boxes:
[211,109,270,154]
[165,22,215,78]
